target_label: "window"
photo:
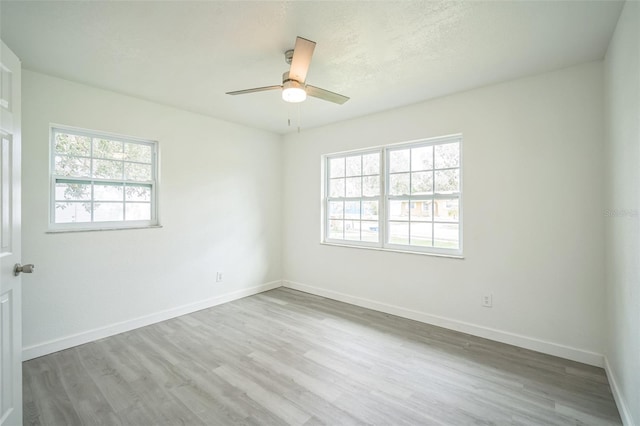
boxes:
[50,126,159,230]
[326,151,381,244]
[323,135,462,256]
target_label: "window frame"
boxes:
[49,124,160,232]
[323,148,383,249]
[322,134,463,257]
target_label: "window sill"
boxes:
[46,225,163,234]
[320,241,464,259]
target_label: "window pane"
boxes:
[94,184,124,201]
[93,139,124,159]
[345,177,362,197]
[411,171,433,194]
[363,153,380,175]
[125,185,151,202]
[389,149,410,173]
[389,222,409,245]
[330,178,345,197]
[55,202,91,223]
[411,200,433,221]
[93,159,123,180]
[93,202,124,222]
[344,220,360,241]
[55,133,91,156]
[124,143,152,163]
[389,173,410,196]
[329,158,345,178]
[329,220,343,239]
[435,169,459,193]
[434,223,459,249]
[55,155,90,177]
[328,201,343,219]
[362,201,378,220]
[345,156,361,177]
[389,200,409,221]
[362,176,380,197]
[125,163,152,181]
[55,183,90,201]
[434,199,459,222]
[125,203,151,221]
[361,221,379,242]
[345,201,360,219]
[434,143,459,169]
[411,146,433,171]
[410,222,433,247]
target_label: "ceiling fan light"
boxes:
[282,80,306,103]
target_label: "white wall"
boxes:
[604,1,640,424]
[21,70,282,358]
[282,62,606,365]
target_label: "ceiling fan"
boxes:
[226,36,349,105]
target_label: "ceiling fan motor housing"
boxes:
[282,71,301,84]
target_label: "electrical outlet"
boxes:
[216,272,223,283]
[482,294,492,308]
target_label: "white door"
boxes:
[0,40,23,426]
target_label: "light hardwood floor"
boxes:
[24,288,621,425]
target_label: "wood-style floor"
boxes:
[24,288,621,425]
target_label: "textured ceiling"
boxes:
[0,1,624,134]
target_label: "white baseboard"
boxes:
[283,280,604,367]
[604,356,635,426]
[22,280,282,361]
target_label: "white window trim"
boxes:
[49,124,160,232]
[321,134,463,257]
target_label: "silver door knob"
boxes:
[14,263,35,276]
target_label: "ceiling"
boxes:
[0,1,624,134]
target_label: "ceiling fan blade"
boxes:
[289,37,316,83]
[306,85,349,105]
[226,85,282,96]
